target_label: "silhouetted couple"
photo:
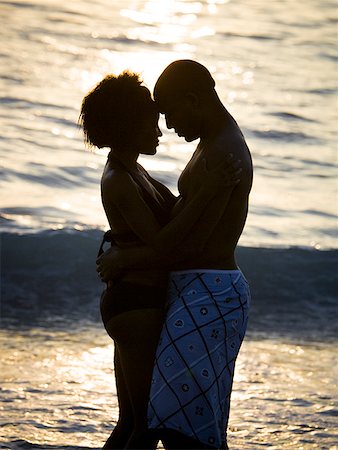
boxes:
[80,60,252,450]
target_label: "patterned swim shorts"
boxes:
[148,269,250,449]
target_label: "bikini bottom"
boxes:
[100,281,167,328]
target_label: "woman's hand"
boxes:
[96,246,124,282]
[200,154,242,195]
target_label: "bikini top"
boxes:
[98,153,171,256]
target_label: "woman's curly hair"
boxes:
[79,71,156,149]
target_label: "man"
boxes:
[97,60,253,449]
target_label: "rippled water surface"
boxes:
[1,1,337,448]
[1,328,337,450]
[1,0,337,249]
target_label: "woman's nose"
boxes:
[165,116,173,129]
[156,126,162,137]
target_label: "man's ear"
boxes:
[185,92,200,108]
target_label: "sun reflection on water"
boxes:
[1,328,337,448]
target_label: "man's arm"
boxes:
[97,156,241,275]
[97,143,251,281]
[97,186,235,282]
[143,156,241,252]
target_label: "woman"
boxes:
[80,72,239,450]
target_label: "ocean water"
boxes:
[1,0,337,249]
[1,0,338,449]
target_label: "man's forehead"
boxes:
[156,96,180,114]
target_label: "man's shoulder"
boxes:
[217,124,247,147]
[207,127,250,164]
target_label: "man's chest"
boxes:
[178,151,206,198]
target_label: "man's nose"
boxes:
[156,126,162,138]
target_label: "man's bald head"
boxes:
[154,60,215,107]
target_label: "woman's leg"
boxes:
[106,308,164,450]
[102,347,134,449]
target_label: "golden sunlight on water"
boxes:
[1,328,337,449]
[2,0,337,247]
[74,0,232,94]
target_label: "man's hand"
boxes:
[96,246,123,282]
